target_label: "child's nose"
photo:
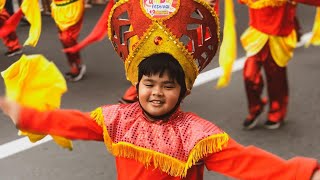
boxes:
[152,87,164,96]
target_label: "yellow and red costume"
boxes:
[51,0,84,73]
[2,0,320,179]
[0,0,21,52]
[239,0,320,123]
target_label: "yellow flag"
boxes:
[1,54,73,150]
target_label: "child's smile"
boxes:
[149,99,164,106]
[138,71,181,119]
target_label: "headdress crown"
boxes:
[108,0,220,90]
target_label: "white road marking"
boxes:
[0,136,52,159]
[0,32,313,159]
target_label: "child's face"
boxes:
[138,71,181,119]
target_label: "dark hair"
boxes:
[137,53,187,98]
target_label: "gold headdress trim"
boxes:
[125,21,198,90]
[90,108,229,177]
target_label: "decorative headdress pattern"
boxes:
[108,0,220,90]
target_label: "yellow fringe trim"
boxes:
[89,107,229,177]
[241,0,287,9]
[107,126,228,177]
[90,107,113,152]
[184,133,229,172]
[90,107,104,127]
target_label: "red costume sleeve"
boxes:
[0,9,23,38]
[204,139,318,179]
[18,107,104,141]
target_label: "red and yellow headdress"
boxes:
[108,0,220,90]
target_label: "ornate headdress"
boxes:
[108,0,220,90]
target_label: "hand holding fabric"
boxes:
[1,54,72,150]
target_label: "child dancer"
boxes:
[1,0,320,179]
[237,0,320,129]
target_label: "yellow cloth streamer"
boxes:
[306,7,320,47]
[1,54,72,150]
[20,0,42,47]
[216,0,237,88]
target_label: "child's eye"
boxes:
[144,84,153,87]
[164,86,174,89]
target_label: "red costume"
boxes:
[18,103,319,179]
[0,8,21,54]
[239,0,320,125]
[57,18,83,73]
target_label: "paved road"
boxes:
[0,3,319,180]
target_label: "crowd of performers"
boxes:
[1,0,320,179]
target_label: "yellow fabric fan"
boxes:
[1,54,72,150]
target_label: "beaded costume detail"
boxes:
[91,103,229,177]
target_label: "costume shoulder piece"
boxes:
[90,103,229,177]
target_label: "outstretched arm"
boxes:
[0,97,104,141]
[204,138,319,179]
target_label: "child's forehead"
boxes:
[142,72,175,81]
[145,70,169,77]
